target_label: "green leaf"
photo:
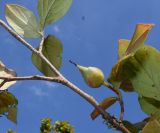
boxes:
[131,46,160,101]
[38,0,73,29]
[109,45,160,101]
[32,35,63,77]
[107,54,136,92]
[126,24,154,55]
[0,61,16,90]
[7,107,17,123]
[142,119,160,133]
[90,97,117,120]
[122,120,139,133]
[139,96,160,115]
[108,24,153,92]
[0,92,18,123]
[5,4,41,38]
[117,39,134,91]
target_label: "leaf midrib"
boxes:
[42,0,56,28]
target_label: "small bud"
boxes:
[70,60,104,88]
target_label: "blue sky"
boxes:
[0,0,160,133]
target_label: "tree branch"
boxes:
[0,20,62,77]
[0,75,61,82]
[38,35,45,52]
[103,82,124,121]
[0,19,130,133]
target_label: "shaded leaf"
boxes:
[0,61,16,90]
[108,45,160,99]
[122,120,139,133]
[139,96,160,115]
[32,35,63,77]
[108,24,153,92]
[142,119,160,133]
[7,107,17,123]
[38,0,73,29]
[119,79,134,92]
[117,39,134,91]
[5,4,41,38]
[108,53,137,92]
[91,97,117,120]
[126,24,154,55]
[0,92,18,123]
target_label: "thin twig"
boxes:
[103,81,124,121]
[0,19,130,133]
[0,20,62,77]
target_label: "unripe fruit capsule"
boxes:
[70,60,105,88]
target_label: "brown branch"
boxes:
[0,75,61,82]
[0,20,62,77]
[103,82,124,121]
[0,19,130,133]
[0,80,7,88]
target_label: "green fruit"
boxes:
[70,60,104,88]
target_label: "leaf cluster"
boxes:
[0,0,72,123]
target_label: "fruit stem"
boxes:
[69,60,78,67]
[103,81,124,121]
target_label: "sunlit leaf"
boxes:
[0,61,16,90]
[108,45,160,99]
[38,0,73,29]
[122,120,139,133]
[32,35,63,77]
[90,97,117,120]
[139,96,160,115]
[142,119,160,133]
[118,39,130,60]
[108,24,154,92]
[126,24,154,55]
[5,4,41,38]
[0,92,18,123]
[130,46,160,101]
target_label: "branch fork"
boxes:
[0,19,131,133]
